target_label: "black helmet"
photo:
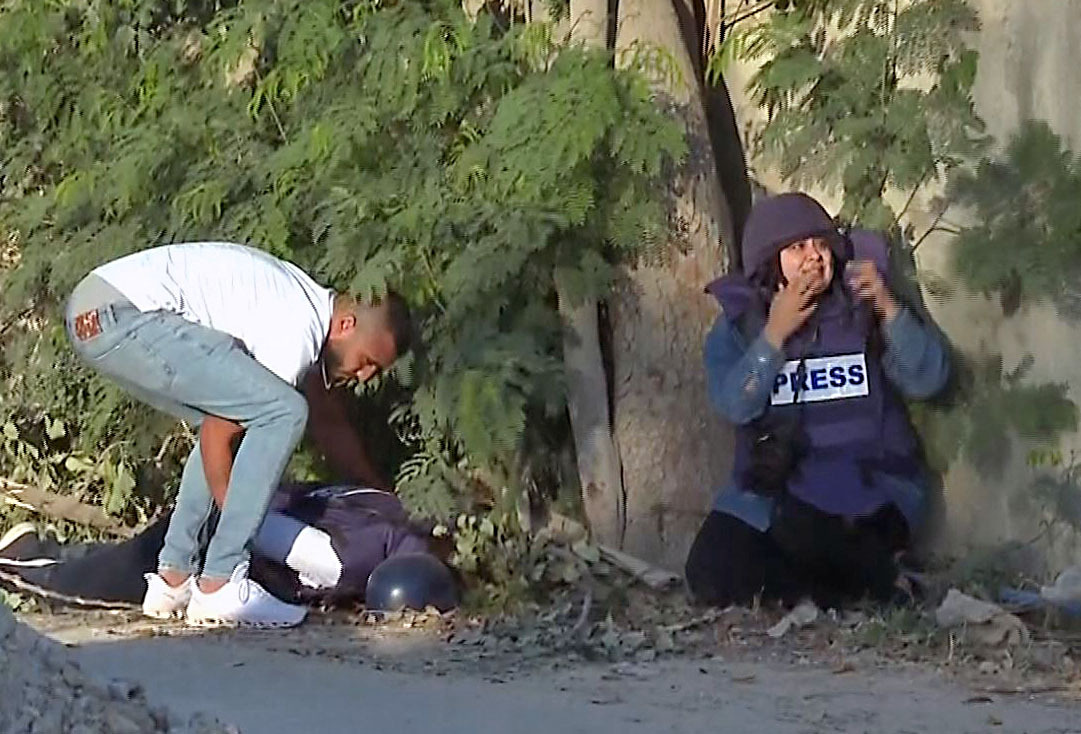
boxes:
[365,553,459,613]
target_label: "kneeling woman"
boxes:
[685,193,949,609]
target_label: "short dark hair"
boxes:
[379,290,413,357]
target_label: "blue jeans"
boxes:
[66,298,309,579]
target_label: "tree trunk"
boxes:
[610,0,735,571]
[556,279,626,546]
[556,0,627,548]
[567,0,608,44]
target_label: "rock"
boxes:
[0,601,235,734]
[634,648,657,663]
[108,679,143,701]
[767,600,820,639]
[935,589,1029,648]
[103,708,149,734]
[1029,641,1068,671]
[30,708,65,734]
[936,589,1003,626]
[188,712,236,734]
[61,661,85,688]
[149,706,171,730]
[0,602,15,641]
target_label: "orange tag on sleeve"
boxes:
[73,310,103,341]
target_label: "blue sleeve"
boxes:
[881,306,950,399]
[704,315,786,425]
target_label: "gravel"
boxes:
[0,603,237,734]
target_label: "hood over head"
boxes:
[740,192,848,282]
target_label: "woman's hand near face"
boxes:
[764,272,819,350]
[845,260,899,322]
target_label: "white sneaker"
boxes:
[142,573,192,619]
[185,561,307,629]
[285,526,342,589]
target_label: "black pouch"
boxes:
[742,417,808,499]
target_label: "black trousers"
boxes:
[5,511,300,605]
[684,497,908,610]
[3,518,168,603]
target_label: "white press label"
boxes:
[771,353,869,405]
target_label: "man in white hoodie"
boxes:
[65,242,411,627]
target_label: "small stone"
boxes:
[109,679,144,701]
[83,676,112,700]
[1029,641,1067,671]
[149,706,171,729]
[104,708,148,734]
[31,707,65,734]
[0,603,16,641]
[34,636,67,668]
[188,711,220,733]
[61,661,85,688]
[11,714,37,734]
[634,648,657,663]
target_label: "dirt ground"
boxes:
[0,603,232,734]
[19,603,1081,734]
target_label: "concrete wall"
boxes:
[724,0,1081,570]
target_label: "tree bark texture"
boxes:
[568,0,609,44]
[611,0,735,571]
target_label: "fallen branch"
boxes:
[597,544,682,590]
[568,590,593,641]
[541,511,683,590]
[979,684,1070,696]
[0,478,136,538]
[544,511,589,544]
[658,609,724,634]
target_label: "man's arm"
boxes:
[301,369,392,491]
[200,415,245,507]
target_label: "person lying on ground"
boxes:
[65,242,412,627]
[0,482,457,613]
[684,192,949,610]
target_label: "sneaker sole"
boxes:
[0,557,58,568]
[184,613,305,630]
[142,607,188,621]
[0,522,38,557]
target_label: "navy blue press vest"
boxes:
[706,230,921,519]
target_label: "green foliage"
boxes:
[853,605,944,650]
[1027,455,1081,534]
[0,588,32,614]
[711,0,984,229]
[0,1,683,523]
[909,351,1078,478]
[446,509,614,614]
[3,416,132,512]
[950,121,1081,318]
[445,512,533,611]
